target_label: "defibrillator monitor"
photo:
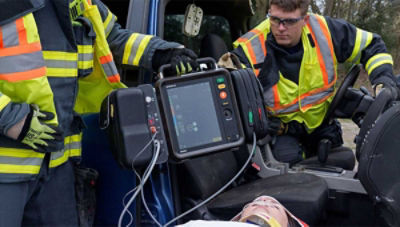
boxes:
[156,63,244,160]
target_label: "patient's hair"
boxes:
[270,0,310,15]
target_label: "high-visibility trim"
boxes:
[23,14,40,44]
[104,10,117,37]
[15,17,28,45]
[266,85,334,114]
[0,148,44,158]
[347,29,373,64]
[49,151,69,168]
[0,164,40,174]
[122,33,152,66]
[266,70,336,113]
[0,51,45,74]
[77,45,93,54]
[0,156,43,166]
[365,53,393,75]
[0,41,42,57]
[100,53,120,81]
[0,27,3,48]
[0,67,47,82]
[307,14,336,86]
[49,134,82,168]
[77,45,94,70]
[0,94,11,111]
[1,20,19,47]
[43,51,78,77]
[0,148,44,174]
[42,51,78,60]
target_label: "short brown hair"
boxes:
[270,0,310,15]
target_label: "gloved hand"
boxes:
[13,105,63,152]
[266,117,288,136]
[152,48,199,76]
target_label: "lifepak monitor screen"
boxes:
[156,66,244,160]
[166,82,222,150]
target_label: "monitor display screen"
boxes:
[166,81,222,151]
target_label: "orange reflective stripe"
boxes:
[0,41,42,57]
[298,92,333,112]
[315,16,335,66]
[270,81,335,112]
[258,33,267,57]
[306,23,329,86]
[0,66,46,82]
[108,75,120,83]
[273,85,280,108]
[246,42,257,67]
[99,53,113,64]
[15,18,27,45]
[0,27,3,48]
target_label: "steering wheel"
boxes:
[324,64,361,123]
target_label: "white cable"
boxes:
[163,133,257,227]
[118,140,161,227]
[139,168,163,227]
[120,132,158,226]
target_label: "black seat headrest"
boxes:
[200,33,228,61]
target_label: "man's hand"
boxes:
[11,105,63,152]
[267,117,288,136]
[152,48,199,76]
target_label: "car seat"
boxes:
[358,99,400,227]
[199,33,229,61]
[174,149,329,225]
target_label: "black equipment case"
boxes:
[99,85,168,169]
[230,68,269,141]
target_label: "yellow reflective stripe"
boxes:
[77,45,93,54]
[366,53,393,75]
[0,95,11,111]
[49,134,82,168]
[46,68,77,77]
[68,134,82,143]
[0,164,40,174]
[103,10,116,37]
[49,151,69,168]
[22,14,40,43]
[0,148,44,158]
[132,36,152,65]
[78,60,93,69]
[347,29,373,64]
[42,51,78,60]
[122,33,138,64]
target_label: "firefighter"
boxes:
[0,0,197,225]
[229,0,398,165]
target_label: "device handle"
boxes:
[158,57,218,79]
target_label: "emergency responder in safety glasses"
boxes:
[0,0,197,225]
[225,0,398,165]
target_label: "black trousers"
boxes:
[271,119,344,165]
[0,156,78,227]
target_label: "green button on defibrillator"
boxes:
[216,77,225,84]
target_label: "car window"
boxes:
[164,15,232,55]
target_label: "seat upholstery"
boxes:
[177,150,328,225]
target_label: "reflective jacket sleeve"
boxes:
[92,0,182,70]
[0,13,58,130]
[325,16,396,86]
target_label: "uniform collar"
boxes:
[0,0,45,26]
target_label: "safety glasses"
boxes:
[268,14,304,27]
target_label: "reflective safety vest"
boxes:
[234,14,337,130]
[0,0,154,182]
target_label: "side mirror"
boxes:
[182,4,203,37]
